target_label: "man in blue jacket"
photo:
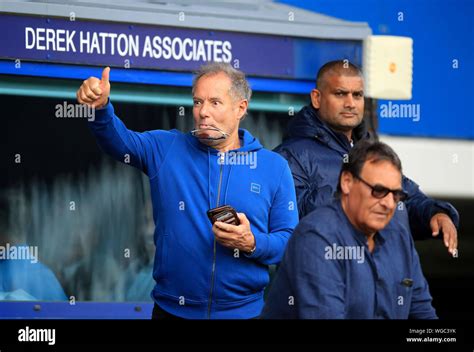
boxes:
[275,60,459,255]
[76,63,299,319]
[262,140,437,319]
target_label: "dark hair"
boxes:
[336,140,403,195]
[316,60,363,89]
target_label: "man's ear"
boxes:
[340,171,354,195]
[310,89,322,109]
[237,99,249,120]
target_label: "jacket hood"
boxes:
[237,128,263,152]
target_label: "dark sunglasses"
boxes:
[354,175,408,202]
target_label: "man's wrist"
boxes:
[245,234,256,255]
[95,98,110,110]
[246,244,256,255]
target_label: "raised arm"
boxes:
[77,67,175,177]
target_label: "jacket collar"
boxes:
[286,104,372,154]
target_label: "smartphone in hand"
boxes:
[207,205,240,226]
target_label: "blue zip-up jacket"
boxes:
[88,102,299,319]
[274,105,459,238]
[261,200,437,319]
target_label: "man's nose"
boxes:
[199,101,210,118]
[344,94,356,109]
[379,192,397,210]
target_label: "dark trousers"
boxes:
[151,303,260,319]
[151,303,184,320]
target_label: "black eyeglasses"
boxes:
[354,175,408,202]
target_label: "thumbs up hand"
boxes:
[76,67,111,109]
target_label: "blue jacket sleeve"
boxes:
[276,146,332,219]
[403,176,460,240]
[408,238,438,319]
[246,163,299,265]
[88,101,176,178]
[289,223,346,319]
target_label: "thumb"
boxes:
[237,212,249,225]
[101,67,110,83]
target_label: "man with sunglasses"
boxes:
[262,140,437,319]
[275,60,459,255]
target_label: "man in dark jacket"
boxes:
[262,140,437,319]
[274,60,459,255]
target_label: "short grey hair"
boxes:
[192,62,252,102]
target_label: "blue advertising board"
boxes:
[0,13,362,85]
[0,13,294,78]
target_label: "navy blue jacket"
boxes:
[261,200,437,319]
[274,105,459,238]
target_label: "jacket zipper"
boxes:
[207,152,225,319]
